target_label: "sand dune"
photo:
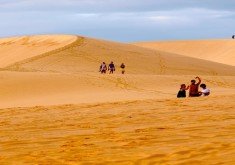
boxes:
[134,40,235,66]
[0,35,234,108]
[0,35,235,164]
[0,35,77,68]
[4,36,235,76]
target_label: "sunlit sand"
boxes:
[134,40,235,66]
[0,35,234,164]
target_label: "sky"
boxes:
[0,0,235,42]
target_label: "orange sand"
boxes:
[0,35,235,164]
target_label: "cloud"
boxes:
[0,0,235,41]
[1,0,235,12]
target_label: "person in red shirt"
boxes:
[189,76,201,97]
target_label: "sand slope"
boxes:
[0,35,235,108]
[0,35,235,164]
[1,95,235,164]
[134,40,235,66]
[1,71,234,108]
[0,35,77,68]
[4,37,235,76]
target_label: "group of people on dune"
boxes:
[99,63,210,98]
[99,62,126,74]
[177,76,210,98]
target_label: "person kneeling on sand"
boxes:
[120,63,125,74]
[108,61,115,74]
[177,84,189,98]
[199,84,210,96]
[100,62,107,74]
[189,76,201,97]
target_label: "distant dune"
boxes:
[133,40,235,66]
[0,35,77,68]
[0,35,235,164]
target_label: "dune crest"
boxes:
[3,36,235,76]
[134,40,235,66]
[0,35,77,68]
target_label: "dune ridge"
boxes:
[2,36,235,76]
[133,40,235,66]
[0,35,77,68]
[3,36,83,71]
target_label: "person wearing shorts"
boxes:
[100,62,107,74]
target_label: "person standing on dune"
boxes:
[108,61,115,74]
[189,76,201,97]
[120,63,126,74]
[232,35,235,39]
[100,62,107,74]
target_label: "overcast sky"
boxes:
[0,0,235,42]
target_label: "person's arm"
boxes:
[196,76,201,85]
[185,85,190,90]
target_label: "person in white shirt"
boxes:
[199,84,210,96]
[99,62,107,74]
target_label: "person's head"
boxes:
[180,84,186,89]
[200,84,206,89]
[111,61,113,64]
[103,62,105,64]
[191,80,196,85]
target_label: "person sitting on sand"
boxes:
[199,84,210,96]
[177,84,189,98]
[100,62,107,74]
[108,61,115,74]
[189,76,201,97]
[120,63,125,74]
